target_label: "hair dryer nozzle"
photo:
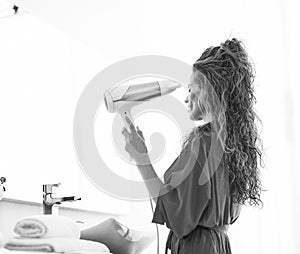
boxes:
[104,90,114,112]
[159,80,181,96]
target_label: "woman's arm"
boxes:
[136,158,164,205]
[121,116,164,204]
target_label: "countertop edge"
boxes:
[1,197,127,216]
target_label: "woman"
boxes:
[122,38,264,254]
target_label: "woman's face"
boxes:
[184,71,206,121]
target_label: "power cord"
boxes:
[150,197,160,254]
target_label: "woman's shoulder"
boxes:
[198,121,212,132]
[172,123,213,173]
[163,126,214,187]
[190,123,213,148]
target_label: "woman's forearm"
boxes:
[136,158,164,204]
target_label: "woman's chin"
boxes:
[188,113,202,121]
[188,113,194,120]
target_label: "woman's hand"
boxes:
[121,116,150,165]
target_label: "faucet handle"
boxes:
[43,183,61,194]
[0,177,6,184]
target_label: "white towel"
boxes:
[4,237,110,253]
[14,215,80,238]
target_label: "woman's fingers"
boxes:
[122,128,136,160]
[125,116,137,136]
[136,126,144,140]
[123,116,145,142]
[122,124,148,164]
[122,127,132,142]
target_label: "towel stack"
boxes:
[4,215,110,253]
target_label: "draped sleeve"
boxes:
[151,134,212,239]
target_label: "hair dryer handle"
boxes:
[119,109,135,134]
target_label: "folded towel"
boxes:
[14,215,80,238]
[4,237,110,253]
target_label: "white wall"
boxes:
[0,11,134,213]
[0,10,171,254]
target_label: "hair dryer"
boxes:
[104,80,181,133]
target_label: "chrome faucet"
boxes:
[0,177,6,200]
[42,183,81,214]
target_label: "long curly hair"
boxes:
[180,38,264,207]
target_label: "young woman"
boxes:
[122,38,264,254]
